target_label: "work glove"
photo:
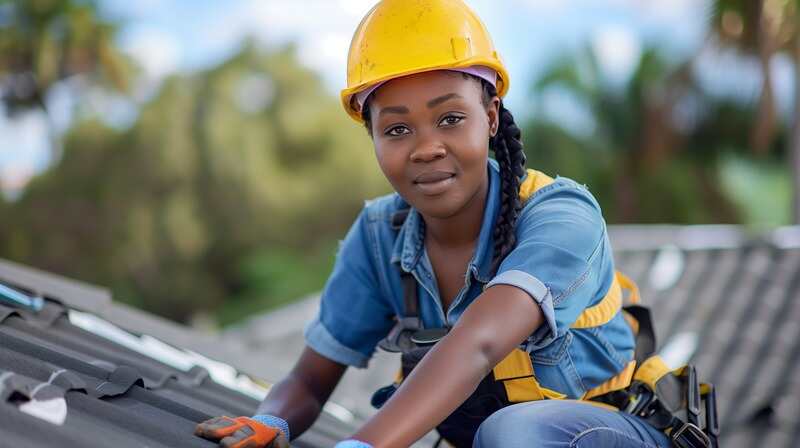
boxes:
[335,440,374,448]
[195,415,290,448]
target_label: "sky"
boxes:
[3,0,782,198]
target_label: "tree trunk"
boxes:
[791,33,800,224]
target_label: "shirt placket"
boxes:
[413,253,447,327]
[444,264,482,325]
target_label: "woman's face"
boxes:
[368,71,500,220]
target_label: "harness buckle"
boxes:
[623,383,655,417]
[671,422,711,448]
[377,317,421,352]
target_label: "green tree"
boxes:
[0,0,128,160]
[527,46,741,224]
[1,42,389,323]
[710,0,800,221]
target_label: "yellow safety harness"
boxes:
[374,169,719,448]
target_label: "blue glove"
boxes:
[251,414,290,441]
[335,440,374,448]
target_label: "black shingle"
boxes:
[609,227,800,448]
[0,262,354,447]
[3,225,800,447]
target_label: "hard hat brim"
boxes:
[341,58,510,124]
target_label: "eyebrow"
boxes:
[377,93,464,118]
[426,93,462,109]
[378,105,410,117]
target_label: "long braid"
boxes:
[489,99,527,275]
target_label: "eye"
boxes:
[439,114,464,127]
[385,125,410,137]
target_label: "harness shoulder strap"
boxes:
[401,273,418,319]
[518,169,555,202]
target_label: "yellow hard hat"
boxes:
[341,0,510,123]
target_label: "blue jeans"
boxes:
[472,400,671,447]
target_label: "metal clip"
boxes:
[377,317,421,352]
[623,383,655,417]
[671,422,711,448]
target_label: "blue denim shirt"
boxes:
[305,160,635,398]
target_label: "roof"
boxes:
[3,225,799,447]
[0,258,355,447]
[608,226,800,448]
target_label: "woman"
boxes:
[195,1,673,446]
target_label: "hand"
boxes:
[194,416,289,448]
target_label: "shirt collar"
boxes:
[391,159,501,282]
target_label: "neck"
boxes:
[422,173,489,249]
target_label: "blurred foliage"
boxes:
[710,0,798,151]
[0,41,389,323]
[709,0,800,221]
[719,153,792,227]
[526,45,768,224]
[0,1,796,324]
[0,0,129,158]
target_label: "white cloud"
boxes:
[0,111,51,198]
[216,0,378,91]
[516,0,570,15]
[634,0,705,24]
[120,26,180,80]
[297,32,352,89]
[337,0,378,17]
[591,24,642,85]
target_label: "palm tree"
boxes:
[710,0,800,222]
[529,45,740,223]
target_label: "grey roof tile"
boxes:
[5,225,800,447]
[0,263,355,447]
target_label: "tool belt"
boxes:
[371,272,719,448]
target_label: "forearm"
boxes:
[352,323,494,448]
[351,284,542,448]
[255,346,347,440]
[256,374,325,439]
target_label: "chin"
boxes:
[412,195,465,219]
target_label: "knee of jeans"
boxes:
[473,404,555,447]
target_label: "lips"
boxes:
[413,170,456,196]
[414,171,455,184]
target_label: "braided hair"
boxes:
[361,74,527,275]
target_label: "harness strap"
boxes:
[492,349,565,402]
[582,360,637,400]
[376,167,718,446]
[613,357,718,447]
[518,169,554,202]
[624,304,657,364]
[492,271,640,403]
[401,273,418,318]
[572,273,623,328]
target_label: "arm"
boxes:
[351,284,543,448]
[257,346,348,439]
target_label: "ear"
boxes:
[486,96,501,137]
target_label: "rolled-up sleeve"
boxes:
[304,209,394,368]
[486,182,608,351]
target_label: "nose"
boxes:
[410,136,446,163]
